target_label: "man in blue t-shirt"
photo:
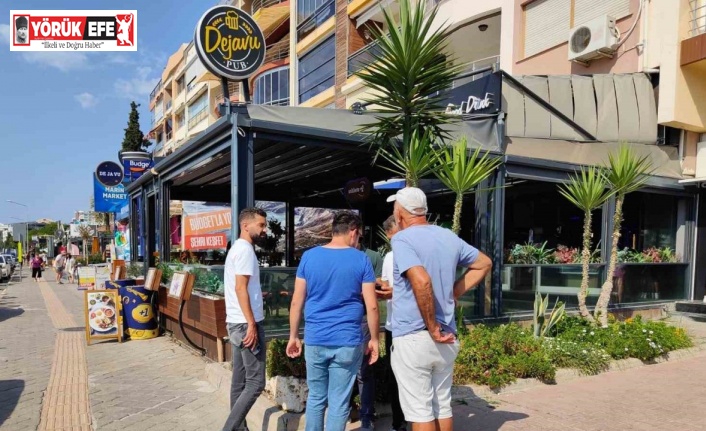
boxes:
[387,187,492,431]
[287,211,379,431]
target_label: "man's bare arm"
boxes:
[289,277,307,339]
[405,266,438,332]
[453,252,493,300]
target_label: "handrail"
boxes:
[265,35,290,63]
[348,40,383,77]
[252,0,286,15]
[297,0,335,40]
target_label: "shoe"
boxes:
[361,421,374,431]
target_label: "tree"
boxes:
[594,146,653,326]
[121,101,150,152]
[356,0,464,186]
[433,137,501,235]
[3,233,14,250]
[78,225,94,258]
[377,128,438,188]
[558,167,613,320]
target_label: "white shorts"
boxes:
[390,330,459,423]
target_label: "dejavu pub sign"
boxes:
[194,5,266,81]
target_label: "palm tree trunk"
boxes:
[594,193,624,326]
[578,210,594,321]
[452,193,463,235]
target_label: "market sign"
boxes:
[344,178,371,203]
[194,6,266,81]
[95,161,124,187]
[93,175,128,213]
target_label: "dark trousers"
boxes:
[386,329,404,430]
[223,322,266,431]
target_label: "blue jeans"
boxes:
[305,345,363,431]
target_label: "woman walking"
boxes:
[65,254,76,284]
[30,253,43,281]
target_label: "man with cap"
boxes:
[15,16,28,44]
[387,187,492,431]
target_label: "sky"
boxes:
[0,0,216,225]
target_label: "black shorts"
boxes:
[32,267,42,278]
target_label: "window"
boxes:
[176,76,185,95]
[523,0,631,58]
[176,114,185,130]
[254,67,290,106]
[298,36,335,103]
[297,0,335,40]
[187,93,209,129]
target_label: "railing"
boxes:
[150,80,162,102]
[252,0,287,15]
[348,40,383,77]
[166,131,173,142]
[187,106,209,129]
[297,0,335,41]
[165,100,173,112]
[689,0,706,37]
[265,36,290,63]
[452,55,500,88]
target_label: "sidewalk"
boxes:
[2,267,706,430]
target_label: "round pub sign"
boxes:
[194,6,266,81]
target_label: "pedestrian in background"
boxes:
[65,254,76,284]
[376,215,406,431]
[287,211,379,431]
[30,253,43,281]
[387,187,492,431]
[54,250,67,284]
[222,207,268,431]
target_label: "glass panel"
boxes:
[298,37,335,77]
[503,264,605,312]
[620,192,679,251]
[615,263,688,303]
[260,267,297,332]
[272,71,280,102]
[298,59,335,93]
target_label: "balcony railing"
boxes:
[265,35,290,64]
[348,40,383,77]
[252,0,286,15]
[188,106,209,129]
[297,0,335,41]
[452,55,500,88]
[689,0,706,37]
[150,80,162,102]
[165,100,173,112]
[166,131,173,142]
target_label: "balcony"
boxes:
[348,40,383,77]
[165,100,173,113]
[150,80,162,103]
[251,0,290,37]
[265,35,290,64]
[297,0,335,41]
[252,0,286,15]
[682,0,706,66]
[452,55,500,88]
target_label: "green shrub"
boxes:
[266,339,306,379]
[191,268,224,294]
[543,338,610,375]
[454,324,554,389]
[88,253,104,264]
[127,262,144,278]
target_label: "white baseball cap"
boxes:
[386,187,428,215]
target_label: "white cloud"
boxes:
[74,92,98,109]
[21,51,90,72]
[0,24,10,45]
[114,66,159,101]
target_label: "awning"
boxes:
[505,137,684,180]
[678,177,705,184]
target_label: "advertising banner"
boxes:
[123,158,152,183]
[181,202,231,251]
[78,266,96,290]
[93,175,128,213]
[94,264,111,289]
[114,223,130,260]
[84,290,122,345]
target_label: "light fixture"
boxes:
[478,23,488,32]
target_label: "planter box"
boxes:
[158,286,227,362]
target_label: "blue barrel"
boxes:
[105,278,137,290]
[118,284,158,340]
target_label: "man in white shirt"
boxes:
[222,207,268,431]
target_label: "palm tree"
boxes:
[356,0,464,186]
[377,128,438,187]
[558,167,614,320]
[433,137,501,235]
[594,145,652,326]
[77,225,94,259]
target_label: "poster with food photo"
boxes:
[84,290,122,345]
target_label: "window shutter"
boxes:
[524,0,571,58]
[574,0,631,26]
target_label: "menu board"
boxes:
[84,290,123,345]
[167,271,195,301]
[94,265,112,290]
[78,266,96,290]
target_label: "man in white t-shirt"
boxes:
[376,215,405,431]
[222,207,268,431]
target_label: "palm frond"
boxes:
[558,166,614,212]
[604,144,654,195]
[433,137,502,194]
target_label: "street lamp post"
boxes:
[6,200,29,249]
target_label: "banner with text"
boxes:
[94,175,128,213]
[181,202,231,251]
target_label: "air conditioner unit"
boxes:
[568,15,618,65]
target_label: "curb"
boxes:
[453,343,706,400]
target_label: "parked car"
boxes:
[1,254,15,272]
[0,255,10,280]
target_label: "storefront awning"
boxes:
[505,137,684,180]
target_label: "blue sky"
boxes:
[0,0,215,225]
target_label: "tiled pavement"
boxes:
[3,267,706,430]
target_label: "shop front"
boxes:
[126,70,697,361]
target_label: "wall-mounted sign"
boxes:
[96,161,124,187]
[345,178,372,203]
[122,158,152,183]
[444,72,502,117]
[194,6,266,81]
